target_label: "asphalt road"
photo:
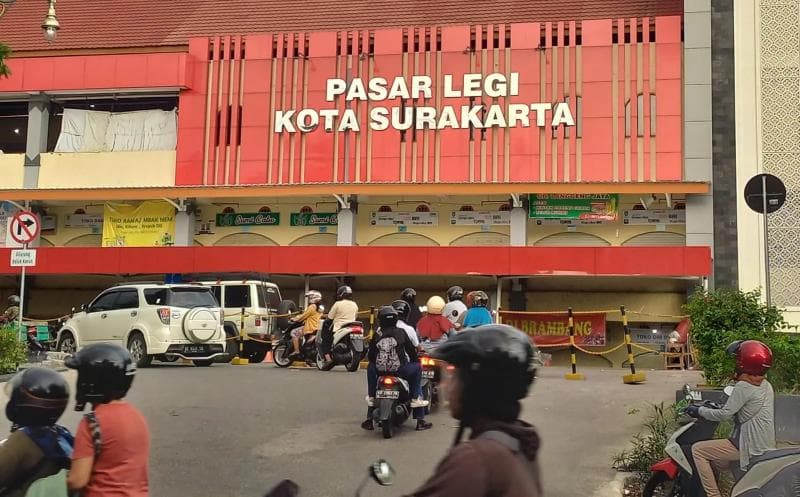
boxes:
[0,364,701,497]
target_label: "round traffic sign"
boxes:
[9,211,40,244]
[744,173,787,214]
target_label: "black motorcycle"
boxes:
[371,374,413,439]
[272,323,318,368]
[420,354,441,413]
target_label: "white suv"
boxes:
[57,284,225,367]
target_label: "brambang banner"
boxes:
[499,311,607,346]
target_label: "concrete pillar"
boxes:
[24,95,50,189]
[174,210,194,246]
[510,207,527,247]
[337,208,356,246]
[684,0,717,283]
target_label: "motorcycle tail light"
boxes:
[350,326,363,334]
[157,308,171,325]
[382,377,396,386]
[421,357,436,367]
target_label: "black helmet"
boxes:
[433,325,537,424]
[390,300,411,322]
[5,367,70,427]
[64,343,136,411]
[336,285,353,300]
[400,288,417,303]
[471,290,489,308]
[446,286,464,302]
[8,294,20,305]
[377,306,399,329]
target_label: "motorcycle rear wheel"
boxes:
[345,345,361,372]
[273,344,292,368]
[382,421,393,439]
[643,472,683,497]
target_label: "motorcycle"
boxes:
[317,320,366,372]
[372,374,412,439]
[420,354,440,413]
[264,459,394,497]
[644,384,800,497]
[272,322,319,368]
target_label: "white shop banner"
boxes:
[450,211,510,226]
[533,218,607,226]
[622,210,686,225]
[370,211,439,226]
[65,214,104,229]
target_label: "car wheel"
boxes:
[192,360,213,367]
[57,332,77,354]
[249,350,268,363]
[127,333,152,368]
[162,355,179,363]
[273,344,292,368]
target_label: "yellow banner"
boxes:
[102,201,176,247]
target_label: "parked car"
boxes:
[199,280,296,363]
[57,283,225,367]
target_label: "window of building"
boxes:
[299,205,313,213]
[459,205,474,211]
[378,205,393,212]
[222,207,236,214]
[0,101,29,153]
[258,206,271,213]
[415,204,430,212]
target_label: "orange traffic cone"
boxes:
[264,351,273,363]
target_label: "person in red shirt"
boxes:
[417,296,454,352]
[65,343,150,497]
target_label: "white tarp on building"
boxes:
[55,108,177,152]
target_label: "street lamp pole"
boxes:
[0,0,60,42]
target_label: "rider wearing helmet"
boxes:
[408,325,542,496]
[416,296,454,352]
[64,343,150,496]
[686,340,776,497]
[391,300,420,349]
[361,306,431,432]
[1,294,20,324]
[460,291,493,329]
[0,368,73,497]
[288,290,323,358]
[321,286,359,363]
[442,286,467,329]
[400,288,422,328]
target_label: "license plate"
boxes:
[351,336,364,352]
[185,345,206,354]
[422,370,435,379]
[376,390,399,399]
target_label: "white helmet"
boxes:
[426,296,446,315]
[304,291,322,304]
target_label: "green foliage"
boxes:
[0,326,26,374]
[684,288,799,393]
[613,402,681,473]
[0,42,11,78]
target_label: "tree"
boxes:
[0,42,10,77]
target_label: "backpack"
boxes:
[375,336,401,373]
[0,426,74,497]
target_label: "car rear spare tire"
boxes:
[183,307,219,343]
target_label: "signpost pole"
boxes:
[17,242,27,340]
[761,175,771,306]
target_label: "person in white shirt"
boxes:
[442,286,468,330]
[391,300,419,350]
[321,285,359,363]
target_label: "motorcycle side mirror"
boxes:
[79,304,86,311]
[723,385,734,397]
[370,459,395,486]
[318,305,325,313]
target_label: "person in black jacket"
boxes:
[361,306,432,431]
[400,288,422,328]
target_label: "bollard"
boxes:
[368,306,376,337]
[564,308,585,380]
[621,305,645,384]
[231,307,250,365]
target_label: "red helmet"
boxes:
[726,340,773,376]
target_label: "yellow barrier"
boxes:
[564,308,585,381]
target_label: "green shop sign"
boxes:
[290,212,338,226]
[528,194,618,221]
[216,212,281,227]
